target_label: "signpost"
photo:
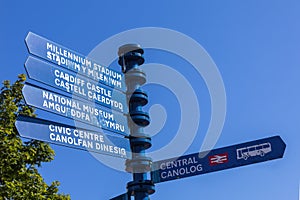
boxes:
[14,32,286,199]
[151,136,286,183]
[22,84,129,136]
[15,115,131,159]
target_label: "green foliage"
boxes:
[0,74,70,200]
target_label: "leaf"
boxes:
[0,74,70,199]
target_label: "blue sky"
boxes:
[1,0,300,199]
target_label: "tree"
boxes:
[0,74,70,200]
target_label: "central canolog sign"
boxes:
[151,136,286,183]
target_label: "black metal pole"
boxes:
[118,44,155,200]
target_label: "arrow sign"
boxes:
[25,56,128,114]
[25,32,126,92]
[22,84,129,136]
[151,136,286,183]
[110,193,129,200]
[15,115,131,159]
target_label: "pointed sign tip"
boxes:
[25,32,33,46]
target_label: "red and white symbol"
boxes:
[209,153,228,166]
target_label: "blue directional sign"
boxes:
[22,84,129,136]
[25,32,126,92]
[15,115,131,159]
[25,56,128,114]
[151,136,286,183]
[110,193,129,200]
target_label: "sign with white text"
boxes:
[22,84,129,136]
[151,136,286,183]
[25,56,127,113]
[25,32,126,92]
[15,115,131,159]
[110,193,129,200]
